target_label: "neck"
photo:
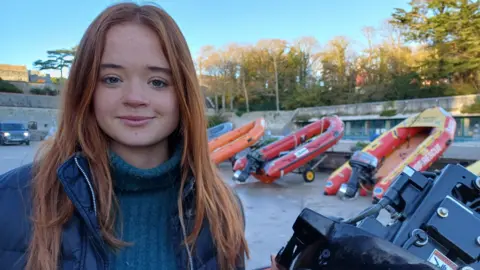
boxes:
[110,139,169,169]
[108,141,183,192]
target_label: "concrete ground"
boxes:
[0,142,380,270]
[219,163,381,269]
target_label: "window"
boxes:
[1,123,27,130]
[350,120,365,136]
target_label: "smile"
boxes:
[118,116,155,127]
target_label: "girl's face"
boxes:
[93,22,179,149]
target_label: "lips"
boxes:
[118,115,154,127]
[118,116,154,121]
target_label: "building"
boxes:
[0,64,58,93]
[28,70,52,83]
[0,64,29,82]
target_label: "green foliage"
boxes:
[252,136,281,150]
[351,141,370,152]
[34,47,77,78]
[461,97,480,113]
[282,85,327,110]
[391,0,480,88]
[0,79,22,93]
[30,87,59,96]
[207,113,228,128]
[380,109,397,117]
[197,1,480,112]
[235,108,246,117]
[451,83,478,96]
[50,77,67,85]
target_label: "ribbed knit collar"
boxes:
[109,144,182,192]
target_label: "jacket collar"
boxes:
[57,152,199,270]
[57,152,196,217]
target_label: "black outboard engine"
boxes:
[232,151,266,182]
[338,151,378,199]
[270,164,480,270]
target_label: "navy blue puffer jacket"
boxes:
[0,152,246,270]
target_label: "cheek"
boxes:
[93,88,114,121]
[156,91,180,116]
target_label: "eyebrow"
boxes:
[100,63,172,74]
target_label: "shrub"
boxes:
[207,113,229,128]
[380,109,397,117]
[350,141,369,152]
[0,79,23,93]
[235,108,246,117]
[461,97,480,114]
[30,87,59,96]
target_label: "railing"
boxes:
[342,127,480,142]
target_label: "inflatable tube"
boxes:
[233,116,344,184]
[207,122,233,141]
[325,107,456,201]
[209,118,266,164]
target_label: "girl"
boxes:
[0,3,249,270]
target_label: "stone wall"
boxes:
[0,94,59,135]
[0,65,29,82]
[0,93,59,108]
[8,81,62,94]
[207,95,480,134]
[0,107,58,133]
[297,94,480,117]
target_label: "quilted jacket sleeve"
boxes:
[0,163,34,270]
[233,191,247,270]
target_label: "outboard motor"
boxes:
[263,164,480,270]
[233,147,291,183]
[338,151,378,199]
[232,151,266,182]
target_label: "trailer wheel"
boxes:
[303,168,315,183]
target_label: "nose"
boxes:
[122,80,149,107]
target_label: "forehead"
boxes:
[101,22,170,68]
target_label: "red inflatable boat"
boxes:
[232,116,344,184]
[324,107,456,201]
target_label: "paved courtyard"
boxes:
[0,142,379,269]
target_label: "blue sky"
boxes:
[0,0,409,77]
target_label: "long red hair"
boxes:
[27,3,248,269]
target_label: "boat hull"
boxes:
[234,116,344,184]
[324,107,456,200]
[207,122,233,141]
[210,118,266,164]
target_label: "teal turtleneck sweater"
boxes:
[109,145,182,270]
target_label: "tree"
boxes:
[194,1,479,112]
[390,0,480,90]
[257,39,289,111]
[33,47,76,78]
[293,36,320,88]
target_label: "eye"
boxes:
[149,79,168,88]
[101,75,122,85]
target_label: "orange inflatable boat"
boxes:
[232,116,344,184]
[209,118,266,164]
[324,107,456,202]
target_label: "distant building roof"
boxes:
[0,64,27,72]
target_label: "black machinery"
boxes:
[269,164,480,269]
[232,150,267,182]
[337,151,379,199]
